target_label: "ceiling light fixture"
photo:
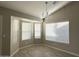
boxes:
[42,1,49,22]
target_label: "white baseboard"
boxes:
[45,44,79,57]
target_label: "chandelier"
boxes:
[41,1,57,22]
[42,2,48,22]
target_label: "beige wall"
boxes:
[0,7,40,21]
[0,15,2,55]
[1,15,11,56]
[10,16,20,56]
[45,1,79,55]
[0,7,39,56]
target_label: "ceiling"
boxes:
[0,1,70,19]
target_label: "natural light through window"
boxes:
[35,23,41,39]
[22,22,32,40]
[46,21,69,44]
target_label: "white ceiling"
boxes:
[0,1,70,19]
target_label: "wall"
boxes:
[0,7,40,21]
[10,16,20,56]
[45,2,79,55]
[0,7,39,56]
[1,15,11,56]
[0,15,2,55]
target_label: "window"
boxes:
[22,22,32,40]
[35,23,41,39]
[46,21,69,44]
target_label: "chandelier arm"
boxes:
[45,1,48,18]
